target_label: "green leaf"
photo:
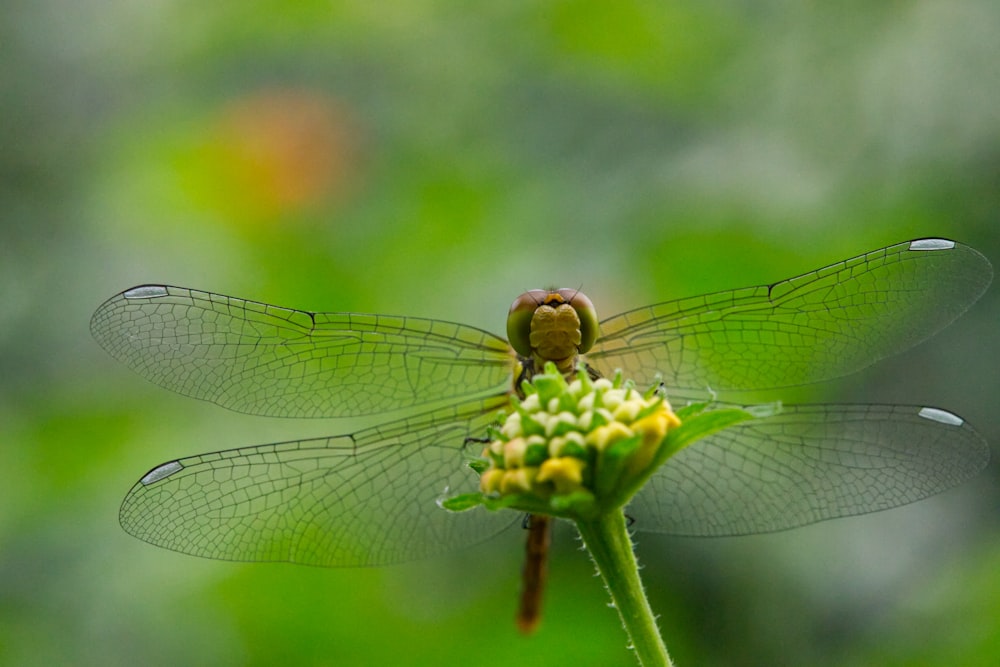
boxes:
[659,406,764,460]
[608,404,769,509]
[439,493,485,512]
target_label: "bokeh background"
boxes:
[2,2,999,666]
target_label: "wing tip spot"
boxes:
[909,238,955,252]
[124,285,170,299]
[141,460,184,485]
[917,406,964,427]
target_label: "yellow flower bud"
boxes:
[603,389,625,411]
[548,430,586,458]
[525,434,548,449]
[519,393,540,413]
[633,413,668,448]
[501,412,522,439]
[463,363,684,516]
[593,378,614,392]
[545,411,578,437]
[500,467,537,494]
[585,421,634,451]
[480,468,504,494]
[626,406,683,475]
[612,400,641,423]
[488,439,504,459]
[577,392,596,411]
[503,437,527,468]
[537,457,586,494]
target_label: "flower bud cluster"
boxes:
[477,363,681,510]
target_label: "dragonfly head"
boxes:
[507,289,598,368]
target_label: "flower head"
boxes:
[462,363,681,519]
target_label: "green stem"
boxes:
[575,511,674,667]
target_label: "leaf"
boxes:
[439,493,485,512]
[660,406,767,459]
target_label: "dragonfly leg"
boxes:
[461,435,491,452]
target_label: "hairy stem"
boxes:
[575,511,673,667]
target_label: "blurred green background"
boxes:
[2,1,999,665]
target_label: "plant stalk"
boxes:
[575,511,673,667]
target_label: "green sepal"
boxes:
[517,408,546,437]
[591,386,606,410]
[642,375,664,400]
[524,442,549,466]
[477,493,530,512]
[594,433,642,498]
[530,362,568,403]
[587,408,610,429]
[548,414,578,436]
[557,390,577,412]
[611,368,624,389]
[560,440,587,460]
[634,396,664,421]
[485,421,504,441]
[452,488,598,521]
[675,401,712,417]
[479,493,556,516]
[468,459,490,475]
[533,376,564,404]
[549,490,598,517]
[575,364,594,394]
[484,444,504,467]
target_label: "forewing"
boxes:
[628,403,989,536]
[91,285,514,418]
[590,239,993,391]
[119,396,517,566]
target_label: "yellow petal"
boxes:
[585,421,633,451]
[537,457,586,494]
[480,468,504,494]
[500,467,537,494]
[503,437,527,468]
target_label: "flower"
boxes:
[468,363,681,519]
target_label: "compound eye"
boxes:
[507,290,547,357]
[555,289,598,353]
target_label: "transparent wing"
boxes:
[119,396,517,566]
[590,239,993,391]
[91,285,514,418]
[628,403,989,536]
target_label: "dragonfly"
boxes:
[93,238,991,631]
